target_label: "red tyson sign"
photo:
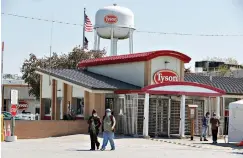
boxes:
[153,70,179,84]
[18,100,28,110]
[104,15,118,24]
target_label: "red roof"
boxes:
[77,50,191,68]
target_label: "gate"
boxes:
[185,99,204,135]
[137,98,145,135]
[170,100,180,135]
[125,94,138,135]
[149,97,169,137]
[115,94,144,136]
[113,97,125,134]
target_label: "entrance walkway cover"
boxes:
[116,82,225,97]
[142,82,225,96]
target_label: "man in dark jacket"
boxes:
[200,112,210,141]
[88,109,101,150]
[210,112,220,144]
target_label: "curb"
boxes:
[149,138,243,151]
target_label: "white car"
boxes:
[16,113,36,120]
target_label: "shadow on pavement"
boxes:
[66,148,91,152]
[66,148,109,152]
[193,142,243,150]
[97,135,142,139]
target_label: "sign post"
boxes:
[188,104,198,141]
[5,89,18,142]
[10,104,17,136]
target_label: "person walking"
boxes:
[88,109,101,150]
[200,112,210,141]
[210,112,220,144]
[100,109,116,151]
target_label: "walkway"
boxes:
[1,135,242,158]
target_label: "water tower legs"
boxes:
[93,30,100,50]
[113,38,118,56]
[129,28,134,54]
[93,30,98,50]
[97,36,100,50]
[110,27,115,56]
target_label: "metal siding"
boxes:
[87,62,145,87]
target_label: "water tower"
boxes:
[94,4,135,56]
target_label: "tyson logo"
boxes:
[104,15,118,24]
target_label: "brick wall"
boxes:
[4,120,88,139]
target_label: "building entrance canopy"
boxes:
[116,81,226,97]
[115,82,225,138]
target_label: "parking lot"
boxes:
[1,134,242,158]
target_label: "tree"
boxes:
[217,65,229,77]
[21,47,106,99]
[204,57,241,77]
[184,67,191,73]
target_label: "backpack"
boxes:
[102,115,115,132]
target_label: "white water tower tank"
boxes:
[93,4,135,56]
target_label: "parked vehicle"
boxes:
[2,111,21,120]
[17,113,37,120]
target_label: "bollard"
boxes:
[6,123,11,137]
[1,114,4,142]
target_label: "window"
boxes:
[76,98,84,116]
[35,108,40,114]
[105,98,114,110]
[3,99,7,111]
[44,99,51,115]
[224,98,238,110]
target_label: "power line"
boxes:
[2,12,243,37]
[136,30,243,37]
[1,13,82,26]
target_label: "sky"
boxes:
[1,0,243,75]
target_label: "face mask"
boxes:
[93,113,97,117]
[106,112,111,116]
[213,115,216,118]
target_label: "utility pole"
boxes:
[1,42,4,111]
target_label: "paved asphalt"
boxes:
[1,134,243,158]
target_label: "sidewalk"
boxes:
[150,136,243,151]
[3,134,241,158]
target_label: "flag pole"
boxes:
[82,8,86,49]
[49,14,54,86]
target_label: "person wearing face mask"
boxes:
[88,109,101,150]
[100,109,116,151]
[210,112,220,144]
[200,112,210,141]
